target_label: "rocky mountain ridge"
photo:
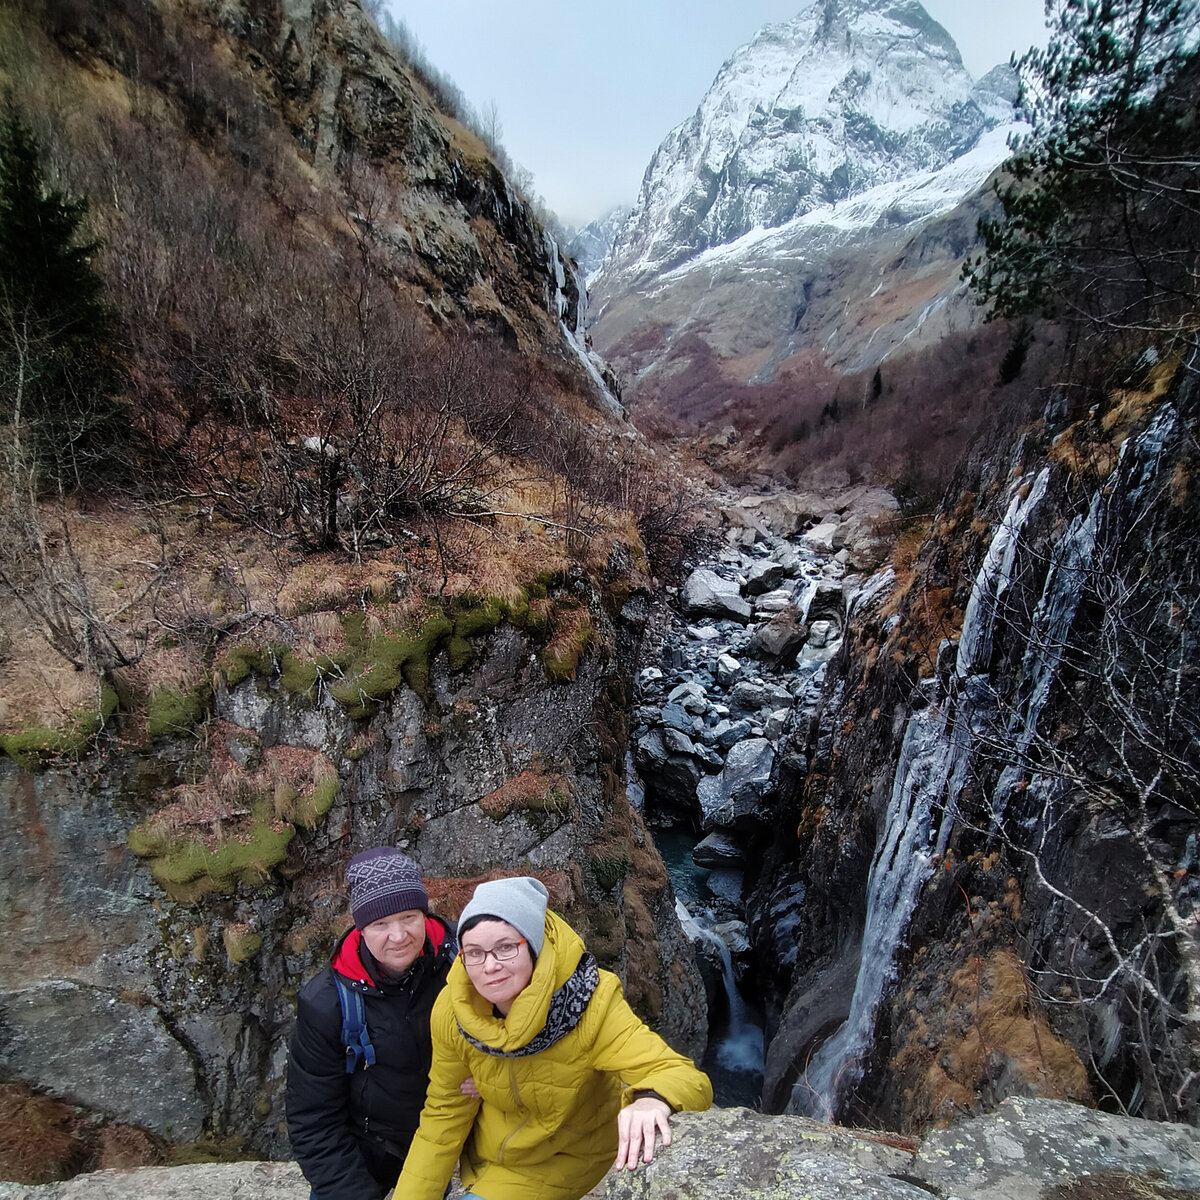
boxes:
[586,0,1025,434]
[596,0,1018,291]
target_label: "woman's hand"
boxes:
[614,1095,673,1170]
[459,1076,480,1098]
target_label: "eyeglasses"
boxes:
[460,938,527,966]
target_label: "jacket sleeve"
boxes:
[286,979,381,1200]
[587,977,714,1114]
[393,993,481,1200]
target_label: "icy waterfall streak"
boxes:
[790,469,1052,1120]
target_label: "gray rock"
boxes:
[633,729,701,809]
[667,681,709,713]
[728,680,793,715]
[911,1097,1200,1200]
[753,587,794,613]
[715,653,741,687]
[764,707,790,740]
[660,703,697,734]
[0,982,205,1140]
[685,624,722,642]
[802,521,840,551]
[681,569,752,622]
[712,717,754,750]
[606,1108,922,1200]
[662,728,695,756]
[744,560,787,595]
[710,919,751,953]
[748,609,809,662]
[692,831,745,866]
[14,1098,1194,1200]
[808,618,839,648]
[697,737,775,830]
[693,744,725,770]
[0,1162,309,1199]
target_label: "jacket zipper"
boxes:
[496,1061,529,1164]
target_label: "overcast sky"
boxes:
[383,1,1049,228]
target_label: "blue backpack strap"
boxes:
[334,976,376,1073]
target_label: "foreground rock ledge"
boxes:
[3,1101,1199,1199]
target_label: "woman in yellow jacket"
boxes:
[394,876,712,1200]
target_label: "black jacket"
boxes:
[286,916,456,1200]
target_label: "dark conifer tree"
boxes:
[963,0,1200,333]
[0,99,127,489]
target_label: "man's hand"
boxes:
[459,1076,480,1098]
[614,1095,672,1171]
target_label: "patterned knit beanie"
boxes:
[457,876,548,956]
[346,848,428,929]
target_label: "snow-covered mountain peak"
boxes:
[596,0,1018,290]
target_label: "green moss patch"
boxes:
[128,804,295,903]
[222,923,263,964]
[1,685,119,770]
[591,851,631,892]
[330,614,453,718]
[146,684,210,739]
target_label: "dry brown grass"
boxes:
[0,1084,84,1183]
[893,948,1091,1129]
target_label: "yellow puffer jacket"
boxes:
[395,910,712,1200]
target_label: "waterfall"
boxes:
[789,699,960,1118]
[677,900,764,1104]
[956,468,1050,678]
[790,470,1054,1120]
[991,497,1098,822]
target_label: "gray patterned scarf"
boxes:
[457,953,600,1058]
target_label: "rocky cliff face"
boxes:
[745,349,1200,1127]
[19,0,615,407]
[623,348,1199,1131]
[587,0,1020,424]
[0,574,706,1158]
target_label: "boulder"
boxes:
[0,1162,309,1199]
[715,654,741,687]
[711,717,754,750]
[606,1108,921,1200]
[711,919,751,953]
[634,729,700,810]
[801,521,840,551]
[692,831,745,867]
[680,569,752,622]
[911,1098,1200,1200]
[808,619,839,648]
[748,609,809,662]
[0,982,206,1140]
[727,680,792,715]
[667,681,708,713]
[753,587,794,613]
[662,728,695,756]
[697,737,775,830]
[13,1100,1197,1200]
[744,560,787,595]
[660,703,698,734]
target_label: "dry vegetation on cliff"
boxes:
[0,0,708,752]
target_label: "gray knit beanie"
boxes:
[346,848,428,930]
[457,876,548,956]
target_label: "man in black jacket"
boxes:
[286,848,456,1199]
